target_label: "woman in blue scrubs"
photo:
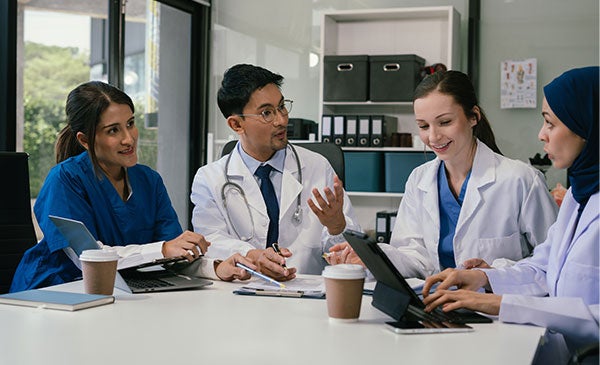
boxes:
[421,66,599,364]
[11,81,252,291]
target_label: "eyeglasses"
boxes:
[237,99,293,124]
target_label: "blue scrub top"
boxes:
[437,162,471,269]
[10,152,182,292]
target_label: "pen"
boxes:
[236,262,286,289]
[271,243,288,270]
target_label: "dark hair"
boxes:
[413,70,502,155]
[217,64,284,118]
[55,81,135,174]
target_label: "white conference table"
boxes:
[0,276,544,365]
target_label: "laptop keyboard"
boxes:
[126,278,175,290]
[407,304,492,324]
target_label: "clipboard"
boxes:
[233,276,326,299]
[233,286,325,299]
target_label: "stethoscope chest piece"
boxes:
[292,206,303,225]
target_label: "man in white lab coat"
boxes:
[190,64,360,279]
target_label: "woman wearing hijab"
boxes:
[421,66,599,362]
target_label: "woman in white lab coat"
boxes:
[422,66,599,363]
[329,71,558,278]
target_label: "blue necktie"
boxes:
[255,164,279,248]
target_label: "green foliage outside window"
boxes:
[24,42,89,197]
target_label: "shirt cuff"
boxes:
[329,233,347,244]
[177,257,220,281]
[139,241,165,262]
[110,241,165,269]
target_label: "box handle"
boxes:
[337,63,354,72]
[383,63,400,72]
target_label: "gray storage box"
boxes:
[369,54,425,102]
[324,55,369,101]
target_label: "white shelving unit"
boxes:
[319,6,461,231]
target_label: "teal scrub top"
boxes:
[437,162,471,269]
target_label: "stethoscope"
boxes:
[221,143,303,241]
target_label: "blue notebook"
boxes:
[0,290,115,311]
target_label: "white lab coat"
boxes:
[190,144,360,274]
[381,140,559,278]
[485,190,599,355]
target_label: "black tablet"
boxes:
[343,229,493,324]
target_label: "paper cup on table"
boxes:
[322,264,366,322]
[80,249,119,295]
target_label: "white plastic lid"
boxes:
[322,264,366,279]
[79,249,119,262]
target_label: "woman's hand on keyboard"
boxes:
[422,268,490,299]
[422,288,501,316]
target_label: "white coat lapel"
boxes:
[227,150,269,218]
[280,147,302,219]
[456,141,496,232]
[569,193,599,249]
[418,158,441,232]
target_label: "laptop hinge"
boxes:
[114,272,132,294]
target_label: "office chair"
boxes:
[220,140,345,185]
[568,342,599,365]
[0,152,38,293]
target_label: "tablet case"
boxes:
[343,230,493,324]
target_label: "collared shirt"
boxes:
[437,161,471,269]
[237,143,286,202]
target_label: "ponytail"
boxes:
[472,109,502,155]
[55,124,85,163]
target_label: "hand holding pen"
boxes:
[271,243,288,270]
[236,262,286,288]
[247,244,296,281]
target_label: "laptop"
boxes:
[343,230,493,324]
[49,215,213,293]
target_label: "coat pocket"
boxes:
[476,231,523,263]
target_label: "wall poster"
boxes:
[500,58,537,109]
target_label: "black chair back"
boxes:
[220,140,345,185]
[0,152,38,293]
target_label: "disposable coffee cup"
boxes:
[322,264,366,322]
[80,249,119,295]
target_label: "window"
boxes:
[5,0,210,229]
